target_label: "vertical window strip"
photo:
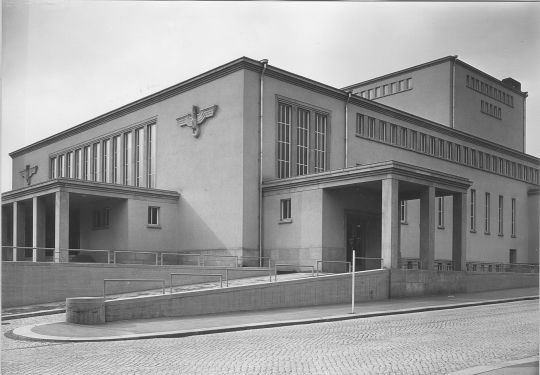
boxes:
[379,120,387,142]
[147,123,157,188]
[511,198,516,237]
[92,142,101,181]
[123,132,132,185]
[50,157,57,178]
[66,152,73,178]
[135,127,144,187]
[498,195,504,235]
[58,154,65,178]
[470,189,476,232]
[296,109,309,176]
[83,146,91,180]
[356,114,364,135]
[400,200,407,223]
[102,139,110,183]
[113,136,120,184]
[314,113,327,173]
[437,197,444,228]
[485,192,491,234]
[277,103,292,178]
[74,149,81,179]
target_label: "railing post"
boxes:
[351,249,356,314]
[161,253,164,266]
[113,251,117,264]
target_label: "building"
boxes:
[1,56,539,271]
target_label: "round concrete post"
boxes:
[66,297,106,325]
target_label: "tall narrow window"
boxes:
[511,198,516,237]
[410,130,417,150]
[147,123,157,188]
[485,192,491,234]
[92,142,101,181]
[471,149,477,167]
[280,199,291,221]
[470,189,476,232]
[367,117,375,138]
[277,103,292,178]
[463,146,469,165]
[50,157,57,179]
[148,206,160,226]
[113,136,121,184]
[83,146,91,180]
[498,195,504,236]
[400,200,407,223]
[135,127,144,187]
[66,152,73,178]
[429,137,436,155]
[296,109,309,176]
[123,132,132,185]
[314,113,327,173]
[58,154,66,178]
[420,134,427,153]
[447,142,454,160]
[74,149,82,179]
[437,197,444,228]
[400,128,408,147]
[455,145,461,163]
[390,124,398,144]
[356,114,364,135]
[102,139,111,183]
[379,120,387,142]
[478,151,484,169]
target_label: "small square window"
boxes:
[148,206,160,226]
[280,199,291,222]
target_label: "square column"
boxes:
[419,185,435,270]
[54,190,69,263]
[381,178,399,269]
[13,201,26,261]
[452,192,467,271]
[32,196,46,262]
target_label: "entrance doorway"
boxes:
[347,214,367,269]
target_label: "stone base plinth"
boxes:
[66,297,105,325]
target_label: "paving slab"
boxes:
[11,286,538,342]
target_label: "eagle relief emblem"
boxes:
[20,164,38,185]
[176,105,218,138]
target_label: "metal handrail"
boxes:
[169,273,223,294]
[274,263,315,281]
[315,260,352,276]
[225,267,273,286]
[354,257,384,271]
[201,254,238,267]
[62,248,111,263]
[160,252,202,266]
[113,250,159,265]
[103,278,165,298]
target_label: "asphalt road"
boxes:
[2,300,538,375]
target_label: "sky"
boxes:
[2,1,539,192]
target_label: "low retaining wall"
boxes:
[390,269,539,297]
[100,269,388,323]
[1,262,270,307]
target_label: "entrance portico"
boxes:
[263,161,472,271]
[1,178,180,263]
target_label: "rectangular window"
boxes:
[485,192,491,234]
[406,78,412,89]
[410,130,417,150]
[66,152,73,178]
[438,139,445,158]
[74,149,82,179]
[420,133,427,153]
[102,139,110,183]
[148,206,160,226]
[400,200,407,223]
[58,154,65,178]
[491,156,497,173]
[509,249,516,264]
[447,142,453,160]
[511,198,516,237]
[92,142,101,181]
[50,157,57,179]
[437,197,444,228]
[498,195,504,236]
[429,137,436,155]
[470,189,476,232]
[390,124,398,144]
[92,207,110,229]
[113,136,121,184]
[296,108,310,176]
[147,123,157,188]
[280,199,291,221]
[379,120,387,142]
[123,132,132,185]
[455,145,461,163]
[135,127,144,187]
[498,158,504,175]
[314,113,327,173]
[356,114,364,135]
[277,103,292,178]
[382,85,388,96]
[367,117,375,138]
[511,162,516,178]
[397,80,403,91]
[375,87,381,98]
[478,151,484,169]
[463,146,469,165]
[390,82,397,94]
[471,149,477,167]
[400,127,407,148]
[83,146,91,180]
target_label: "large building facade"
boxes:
[2,56,539,271]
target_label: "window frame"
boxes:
[279,198,292,223]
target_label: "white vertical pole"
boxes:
[351,250,356,314]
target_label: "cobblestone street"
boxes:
[2,300,538,375]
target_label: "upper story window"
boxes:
[148,206,160,227]
[470,189,476,232]
[277,100,329,178]
[280,198,292,222]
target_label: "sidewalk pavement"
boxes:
[11,286,538,344]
